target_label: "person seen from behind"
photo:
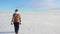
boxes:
[11,9,21,34]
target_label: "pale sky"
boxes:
[0,0,60,12]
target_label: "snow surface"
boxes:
[0,12,60,34]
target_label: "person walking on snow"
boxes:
[11,9,21,34]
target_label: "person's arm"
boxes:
[11,17,14,22]
[11,14,14,25]
[19,14,21,24]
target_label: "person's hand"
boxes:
[11,22,13,25]
[19,23,21,25]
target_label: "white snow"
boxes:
[0,12,60,34]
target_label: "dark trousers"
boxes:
[14,22,19,33]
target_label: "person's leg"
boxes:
[14,22,19,34]
[14,23,16,34]
[16,23,19,34]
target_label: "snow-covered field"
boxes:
[0,12,60,34]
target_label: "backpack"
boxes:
[13,13,20,22]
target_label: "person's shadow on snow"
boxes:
[0,31,14,33]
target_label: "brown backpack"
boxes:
[13,13,20,22]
